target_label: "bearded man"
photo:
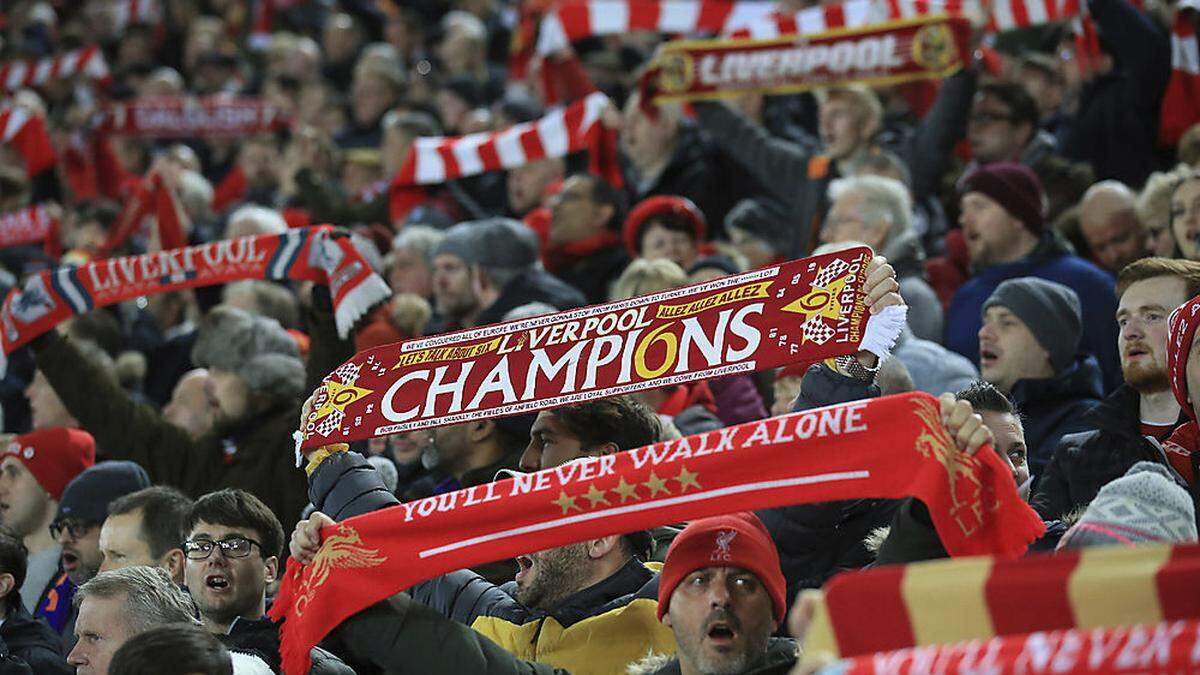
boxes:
[1033,258,1200,520]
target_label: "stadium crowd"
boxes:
[0,0,1197,672]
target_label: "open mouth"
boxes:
[706,621,738,647]
[205,574,230,591]
[61,551,78,573]
[514,556,534,584]
[980,347,999,366]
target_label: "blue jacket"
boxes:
[944,238,1119,392]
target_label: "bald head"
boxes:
[1080,181,1146,273]
[163,369,214,439]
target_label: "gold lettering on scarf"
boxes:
[294,524,386,617]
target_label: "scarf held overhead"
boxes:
[95,96,292,138]
[0,46,110,91]
[0,226,390,371]
[298,246,906,450]
[641,16,971,104]
[0,204,57,249]
[273,391,1043,674]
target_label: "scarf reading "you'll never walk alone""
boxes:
[272,246,1043,673]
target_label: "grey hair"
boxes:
[75,339,118,385]
[191,306,304,401]
[222,280,300,330]
[226,205,287,237]
[828,175,912,242]
[74,566,199,634]
[391,226,445,267]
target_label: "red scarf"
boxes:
[97,172,188,257]
[0,108,55,177]
[298,247,906,451]
[1164,295,1200,485]
[827,620,1200,673]
[95,96,291,138]
[0,204,57,250]
[801,542,1200,665]
[0,226,390,372]
[1161,3,1200,146]
[388,92,621,224]
[0,46,111,91]
[640,17,971,106]
[272,391,1043,674]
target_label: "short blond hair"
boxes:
[610,258,687,301]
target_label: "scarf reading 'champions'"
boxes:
[298,246,904,451]
[0,226,390,372]
[272,390,1044,674]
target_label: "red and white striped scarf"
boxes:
[391,91,619,187]
[0,108,55,177]
[110,0,160,31]
[1162,1,1200,146]
[533,0,1082,55]
[0,46,111,92]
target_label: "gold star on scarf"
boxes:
[552,490,580,514]
[674,466,701,492]
[781,275,847,321]
[611,478,639,503]
[313,380,374,419]
[643,471,670,497]
[583,484,610,508]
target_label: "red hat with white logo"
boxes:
[657,511,786,622]
[1,428,96,501]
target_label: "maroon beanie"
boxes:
[960,162,1046,234]
[657,512,786,623]
[2,428,96,501]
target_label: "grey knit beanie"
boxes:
[982,277,1081,373]
[433,218,539,271]
[1057,462,1198,550]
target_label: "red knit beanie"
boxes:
[657,512,786,623]
[1,428,96,501]
[960,162,1046,234]
[623,195,707,256]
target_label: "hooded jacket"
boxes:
[1033,385,1189,521]
[1009,355,1106,480]
[474,268,587,328]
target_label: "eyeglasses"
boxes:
[183,537,263,560]
[50,519,96,541]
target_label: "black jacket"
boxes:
[693,67,977,258]
[1033,385,1189,521]
[336,595,569,674]
[222,615,354,675]
[1,605,68,675]
[764,366,897,610]
[1010,355,1105,481]
[424,268,587,334]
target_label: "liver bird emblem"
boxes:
[911,398,982,508]
[294,525,387,616]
